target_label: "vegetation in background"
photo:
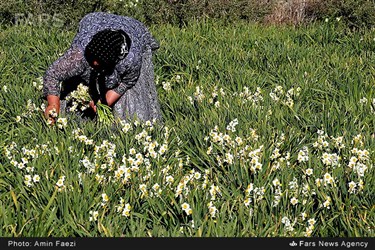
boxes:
[1,0,375,29]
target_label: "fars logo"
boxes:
[289,241,298,247]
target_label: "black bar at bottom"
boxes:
[0,237,373,250]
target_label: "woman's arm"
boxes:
[100,56,141,108]
[105,90,121,107]
[111,51,142,97]
[43,46,85,121]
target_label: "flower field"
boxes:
[0,20,374,237]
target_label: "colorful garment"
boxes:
[43,12,162,122]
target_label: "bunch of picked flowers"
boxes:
[95,99,115,126]
[65,83,114,125]
[65,84,91,112]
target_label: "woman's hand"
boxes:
[89,89,121,113]
[89,100,97,113]
[44,95,60,124]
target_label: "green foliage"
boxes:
[0,20,374,237]
[309,0,375,29]
[96,103,115,126]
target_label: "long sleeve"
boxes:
[109,52,142,96]
[42,46,86,98]
[112,65,141,96]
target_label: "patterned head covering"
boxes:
[84,29,129,72]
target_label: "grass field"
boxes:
[0,19,374,237]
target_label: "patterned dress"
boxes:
[43,12,162,122]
